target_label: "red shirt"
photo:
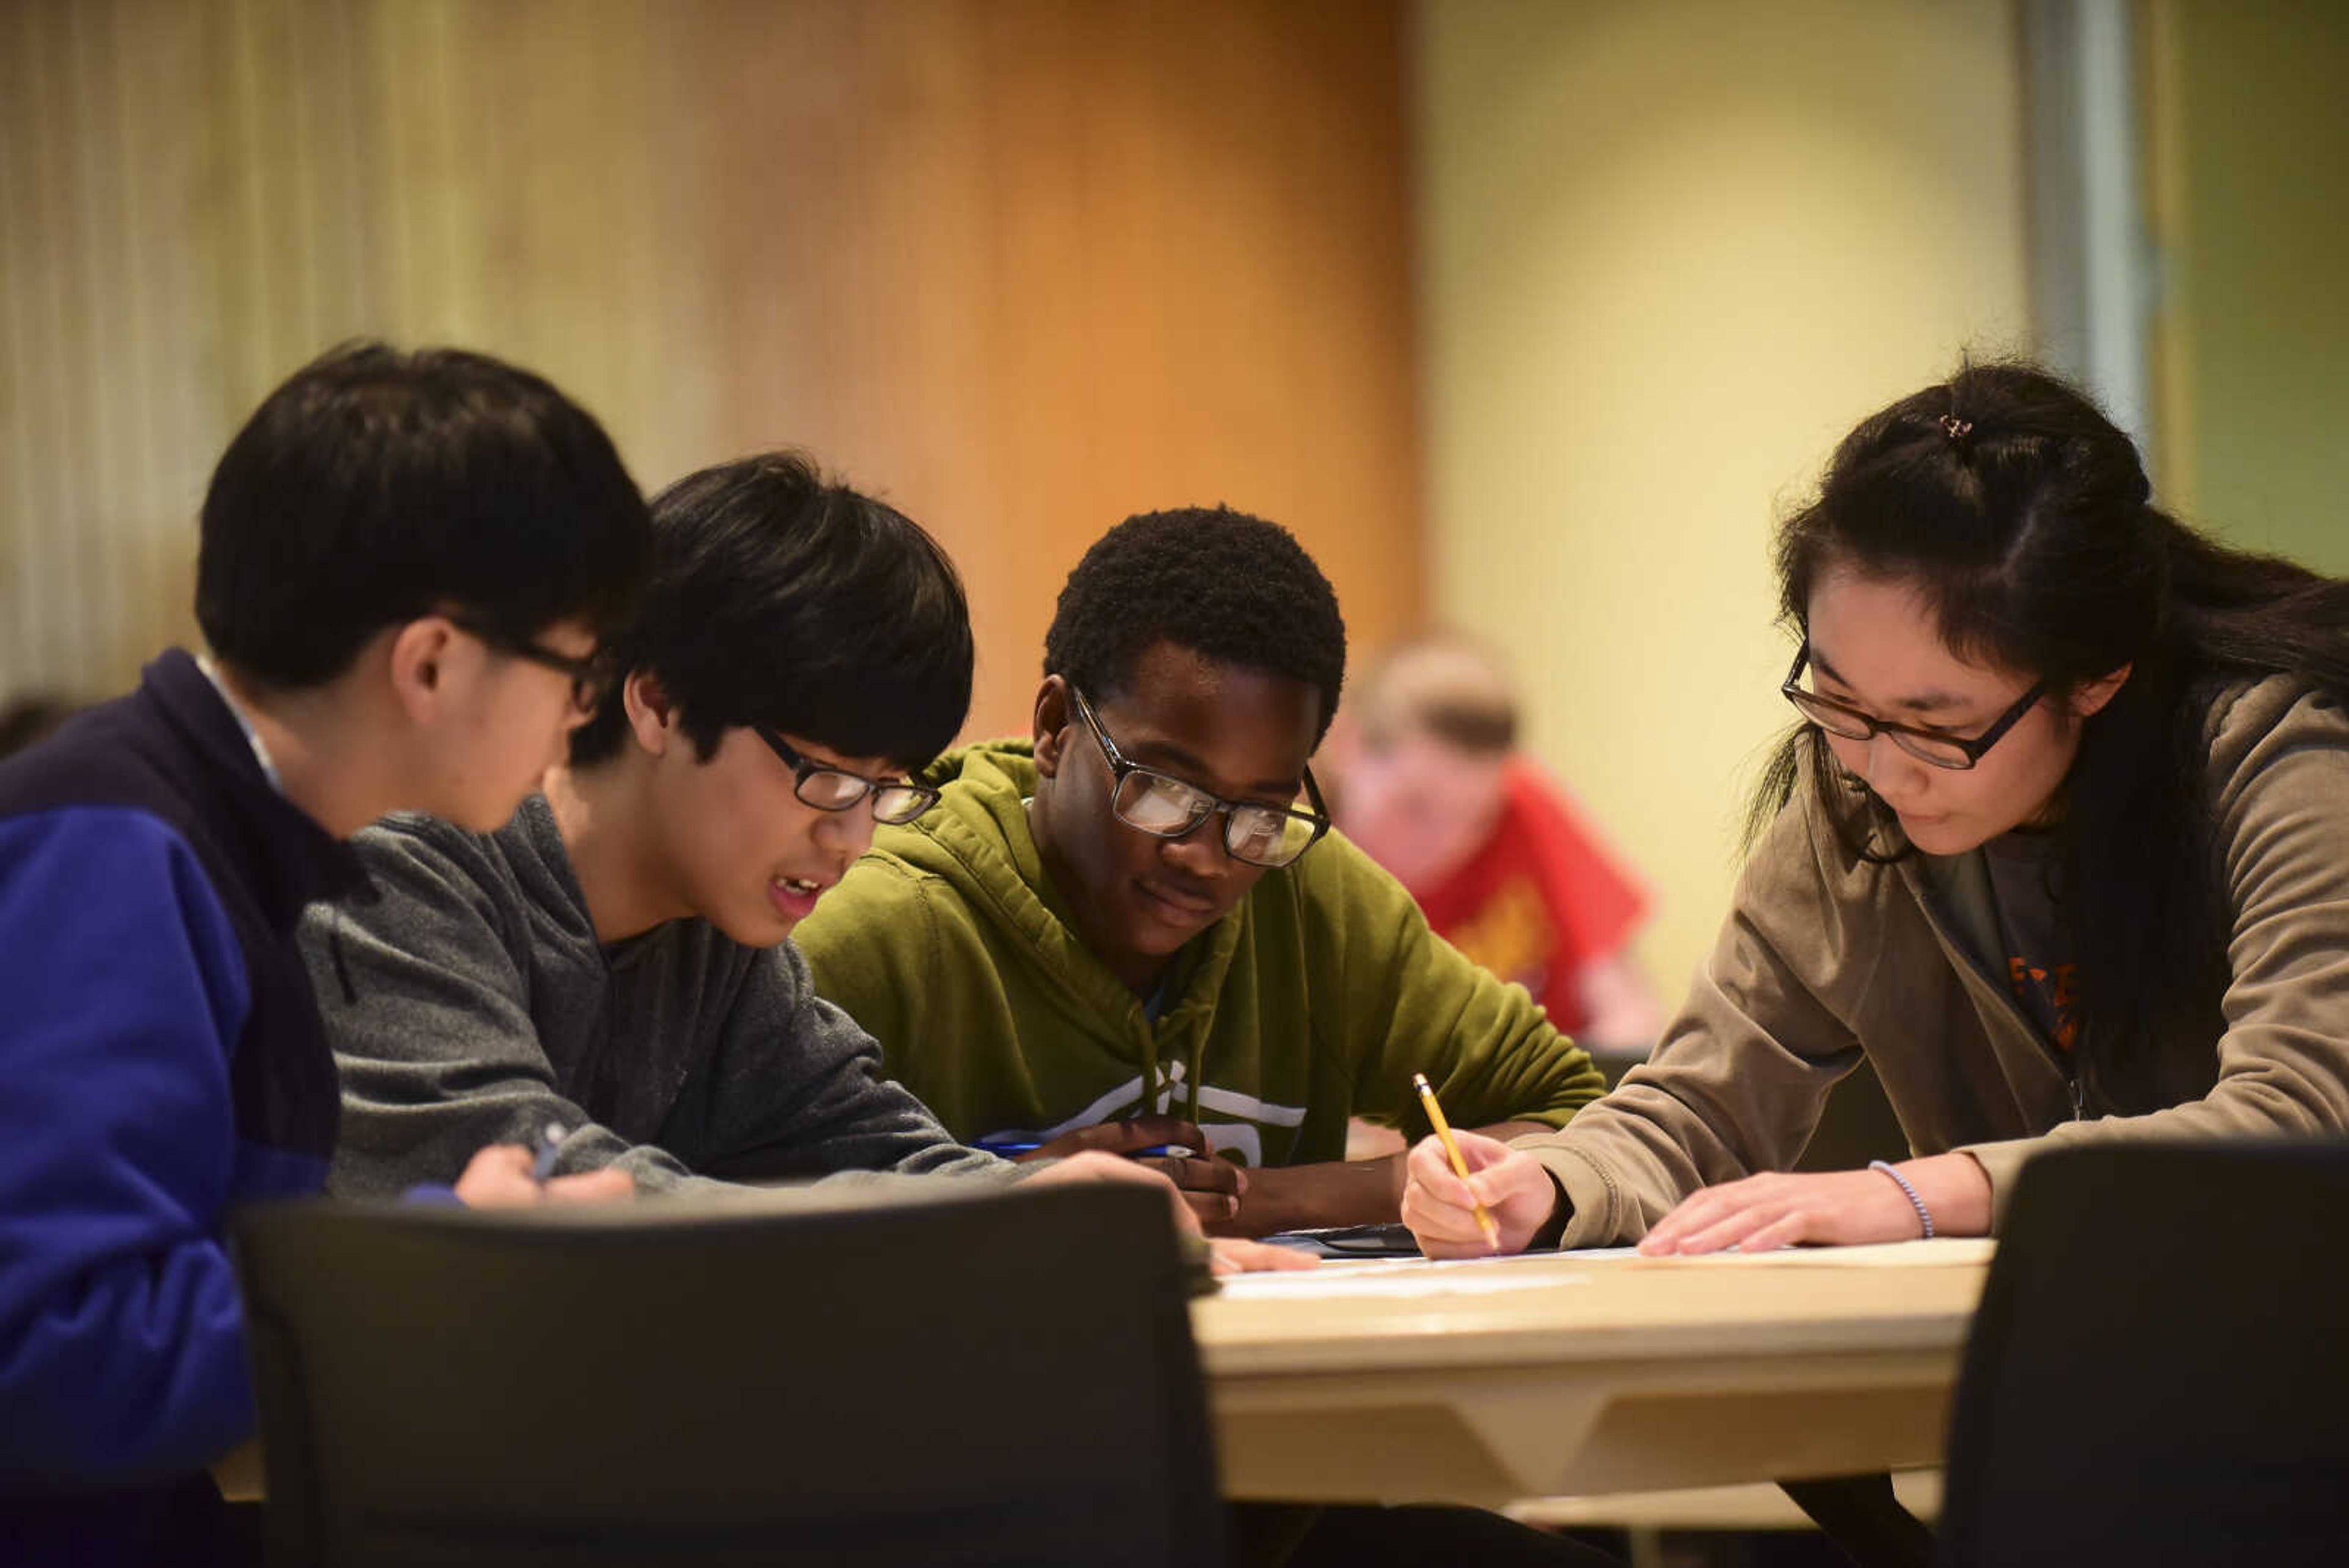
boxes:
[1410,760,1649,1033]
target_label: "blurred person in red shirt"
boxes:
[1330,636,1661,1050]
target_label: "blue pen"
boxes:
[530,1121,571,1184]
[975,1138,1196,1159]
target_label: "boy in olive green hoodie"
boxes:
[796,505,1605,1236]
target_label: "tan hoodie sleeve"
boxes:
[1512,787,1886,1247]
[1957,682,2349,1221]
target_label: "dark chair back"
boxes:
[1939,1139,2349,1567]
[232,1183,1224,1568]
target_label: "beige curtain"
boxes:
[1,0,1423,734]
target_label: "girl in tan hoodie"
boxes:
[1404,361,2349,1256]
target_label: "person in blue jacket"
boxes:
[0,343,651,1563]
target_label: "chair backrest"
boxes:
[1939,1139,2349,1568]
[232,1182,1225,1568]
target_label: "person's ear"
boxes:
[624,669,680,758]
[1033,676,1072,779]
[384,617,463,721]
[2069,663,2133,721]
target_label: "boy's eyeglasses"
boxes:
[753,728,941,826]
[1067,684,1330,869]
[1781,642,2047,771]
[447,615,608,710]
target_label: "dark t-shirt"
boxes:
[1982,830,2076,1055]
[1926,827,2077,1062]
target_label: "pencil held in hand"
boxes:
[1412,1072,1501,1248]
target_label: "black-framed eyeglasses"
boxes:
[753,727,940,826]
[1781,642,2047,771]
[447,614,608,710]
[1067,685,1331,869]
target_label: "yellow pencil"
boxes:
[1413,1071,1500,1248]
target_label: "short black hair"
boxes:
[568,451,973,768]
[1044,506,1347,743]
[196,341,650,687]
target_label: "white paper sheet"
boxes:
[1564,1238,1996,1268]
[1215,1250,1592,1299]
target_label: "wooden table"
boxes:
[1189,1239,1989,1507]
[221,1238,1989,1513]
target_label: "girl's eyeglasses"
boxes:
[1781,642,2047,771]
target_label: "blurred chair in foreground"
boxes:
[1939,1139,2349,1567]
[232,1183,1223,1568]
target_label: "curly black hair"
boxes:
[1044,505,1347,742]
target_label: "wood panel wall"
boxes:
[0,0,1422,738]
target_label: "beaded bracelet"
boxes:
[1868,1159,1935,1239]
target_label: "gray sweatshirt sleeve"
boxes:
[659,938,1014,1187]
[302,823,711,1197]
[303,819,1014,1199]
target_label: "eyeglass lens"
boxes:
[782,752,935,824]
[1110,771,1315,866]
[1785,691,1975,768]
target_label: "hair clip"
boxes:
[1940,414,1974,440]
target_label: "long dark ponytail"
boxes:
[1748,362,2349,1112]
